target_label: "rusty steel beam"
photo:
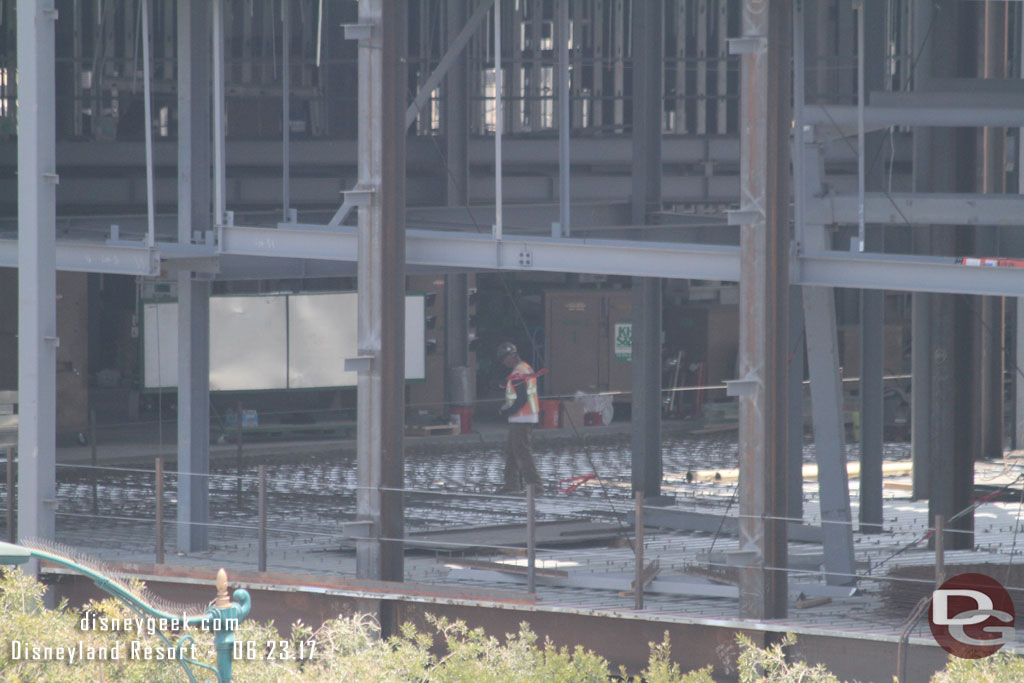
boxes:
[734,0,791,619]
[354,0,407,604]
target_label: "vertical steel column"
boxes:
[493,0,503,240]
[787,286,805,521]
[176,0,213,553]
[715,1,729,134]
[854,0,865,252]
[787,0,807,522]
[631,279,662,497]
[979,0,1007,461]
[736,0,791,618]
[17,0,59,557]
[859,264,884,533]
[1019,5,1024,451]
[445,0,470,410]
[910,0,934,501]
[557,0,571,237]
[801,142,856,585]
[355,0,406,588]
[930,289,975,550]
[282,0,292,221]
[673,1,688,134]
[696,0,708,134]
[213,0,226,228]
[1019,295,1024,449]
[141,0,156,248]
[446,0,470,209]
[858,0,886,534]
[630,0,663,499]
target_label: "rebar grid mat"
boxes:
[881,563,1024,618]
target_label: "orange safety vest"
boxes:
[505,361,540,423]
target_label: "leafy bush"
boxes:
[930,649,1024,683]
[0,567,714,682]
[735,632,841,683]
[7,566,1020,682]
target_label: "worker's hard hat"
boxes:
[496,342,518,360]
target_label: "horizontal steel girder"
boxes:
[805,102,1024,130]
[2,227,1022,296]
[807,193,1024,226]
[222,224,743,280]
[799,251,1024,297]
[0,239,159,276]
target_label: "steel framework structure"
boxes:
[10,0,1024,620]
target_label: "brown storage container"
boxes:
[544,290,633,401]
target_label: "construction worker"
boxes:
[496,342,542,493]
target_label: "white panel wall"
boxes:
[209,296,288,390]
[288,292,358,388]
[143,292,425,389]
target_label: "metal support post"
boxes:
[631,279,662,497]
[155,457,164,564]
[854,0,865,252]
[444,1,471,416]
[282,0,291,221]
[6,448,14,542]
[90,409,98,515]
[493,0,503,240]
[141,0,156,248]
[446,0,470,208]
[1018,299,1024,450]
[935,514,945,587]
[213,0,226,229]
[929,290,975,550]
[634,491,644,611]
[802,143,856,586]
[236,402,243,508]
[177,0,213,553]
[788,2,807,522]
[17,0,59,559]
[788,286,806,521]
[355,0,406,593]
[527,483,536,593]
[910,0,935,501]
[1019,4,1024,451]
[979,0,1007,461]
[258,464,267,572]
[557,0,571,237]
[911,293,931,500]
[860,282,884,533]
[630,0,663,499]
[735,0,792,618]
[445,275,469,413]
[792,0,805,252]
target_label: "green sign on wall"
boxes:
[614,323,632,362]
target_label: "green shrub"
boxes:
[16,564,1019,683]
[0,567,718,682]
[930,649,1024,683]
[735,632,841,683]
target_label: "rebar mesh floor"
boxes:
[8,431,1024,645]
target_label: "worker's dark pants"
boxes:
[503,423,541,491]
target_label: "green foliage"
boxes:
[18,566,1019,683]
[1,567,722,682]
[638,631,715,683]
[930,649,1024,683]
[735,632,841,683]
